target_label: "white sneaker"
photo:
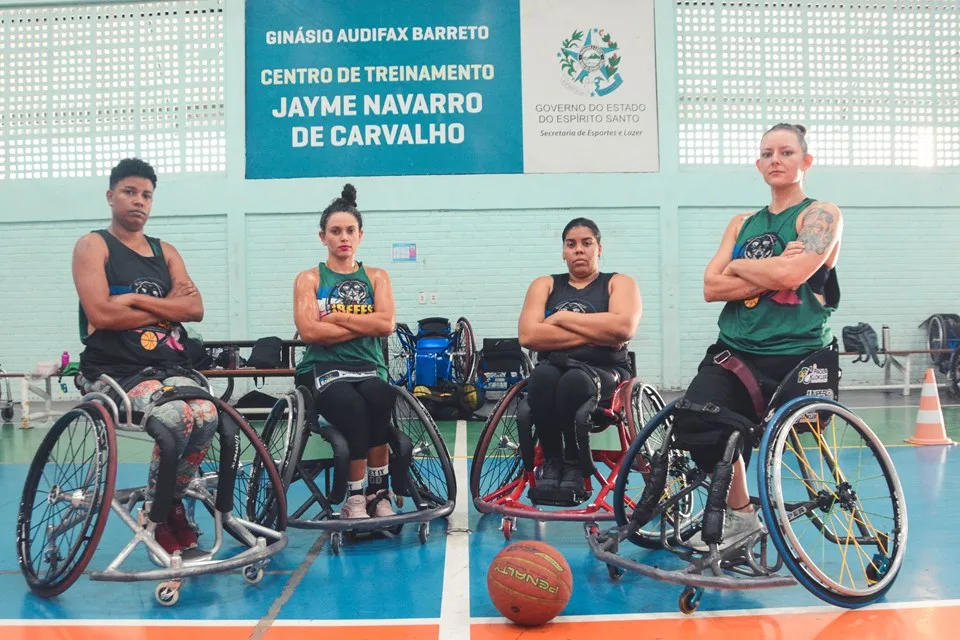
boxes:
[687,508,762,552]
[366,490,396,518]
[340,494,370,519]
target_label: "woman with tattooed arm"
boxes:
[678,123,843,551]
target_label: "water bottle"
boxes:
[60,351,71,393]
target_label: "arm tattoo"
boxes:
[797,207,836,255]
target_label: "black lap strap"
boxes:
[674,397,760,446]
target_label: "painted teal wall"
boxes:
[1,0,959,401]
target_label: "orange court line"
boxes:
[0,624,439,640]
[472,604,960,640]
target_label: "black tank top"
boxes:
[78,230,190,379]
[540,272,629,366]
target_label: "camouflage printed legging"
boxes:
[81,375,219,501]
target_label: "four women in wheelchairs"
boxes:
[19,126,907,613]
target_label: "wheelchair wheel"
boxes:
[392,388,457,508]
[201,403,288,543]
[759,397,907,608]
[927,314,947,368]
[249,388,308,527]
[470,380,528,506]
[614,402,706,549]
[208,376,235,403]
[17,402,116,597]
[627,380,666,441]
[387,323,415,388]
[947,348,960,398]
[451,317,476,384]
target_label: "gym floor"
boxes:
[0,390,957,639]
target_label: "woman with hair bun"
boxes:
[293,184,399,519]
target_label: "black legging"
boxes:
[295,373,397,460]
[526,362,626,462]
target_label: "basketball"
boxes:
[487,541,572,627]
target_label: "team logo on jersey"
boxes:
[738,232,781,260]
[131,278,165,298]
[735,232,801,309]
[319,279,374,315]
[552,300,593,314]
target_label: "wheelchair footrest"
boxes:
[528,486,590,507]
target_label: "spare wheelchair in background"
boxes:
[387,316,479,419]
[920,314,960,396]
[471,352,666,539]
[921,313,960,373]
[0,361,14,422]
[253,383,456,555]
[588,341,908,613]
[16,367,288,606]
[474,338,534,401]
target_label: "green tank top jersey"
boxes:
[717,198,837,355]
[296,262,387,379]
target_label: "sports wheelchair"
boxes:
[253,382,456,555]
[474,338,534,400]
[0,361,13,422]
[387,316,476,390]
[920,314,960,396]
[471,352,666,539]
[16,368,288,606]
[587,342,907,613]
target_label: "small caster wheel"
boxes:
[1,407,13,422]
[418,522,430,544]
[330,532,343,555]
[679,587,702,615]
[866,552,890,586]
[155,582,180,607]
[607,564,623,581]
[500,517,515,541]
[242,565,265,584]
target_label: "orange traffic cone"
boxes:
[906,368,956,446]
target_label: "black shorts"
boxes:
[676,342,806,469]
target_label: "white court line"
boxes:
[853,404,960,410]
[471,598,960,624]
[438,419,471,640]
[0,618,441,627]
[2,600,956,628]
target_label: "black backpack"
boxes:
[842,323,885,367]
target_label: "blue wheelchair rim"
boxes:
[757,395,900,608]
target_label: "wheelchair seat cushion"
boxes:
[417,317,451,337]
[479,338,525,373]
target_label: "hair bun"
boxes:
[341,183,357,207]
[794,124,807,135]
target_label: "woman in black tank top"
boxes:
[518,218,643,500]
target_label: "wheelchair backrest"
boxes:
[479,338,525,373]
[765,341,841,418]
[417,316,452,338]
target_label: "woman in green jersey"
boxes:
[682,124,843,551]
[293,184,399,520]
